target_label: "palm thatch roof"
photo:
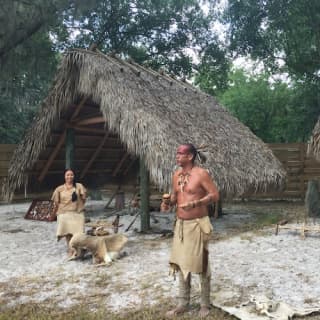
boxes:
[308,117,320,161]
[2,48,285,201]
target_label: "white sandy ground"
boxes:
[1,200,320,319]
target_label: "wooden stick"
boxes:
[104,186,121,209]
[125,211,140,232]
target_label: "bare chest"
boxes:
[175,173,202,195]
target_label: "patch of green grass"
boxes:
[254,212,283,226]
[0,301,237,320]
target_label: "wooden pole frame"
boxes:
[38,97,88,182]
[80,132,109,179]
[73,116,106,126]
[65,128,75,170]
[38,130,66,182]
[140,157,150,232]
[112,152,130,177]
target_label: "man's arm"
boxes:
[170,172,178,206]
[198,169,219,205]
[185,170,219,209]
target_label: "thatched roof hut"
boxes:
[3,49,285,201]
[308,117,320,161]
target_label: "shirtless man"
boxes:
[166,143,219,318]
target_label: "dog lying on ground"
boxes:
[68,233,128,265]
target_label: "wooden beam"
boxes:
[80,133,109,179]
[70,97,87,121]
[140,157,150,232]
[65,128,75,169]
[112,152,130,176]
[69,125,108,135]
[123,157,137,175]
[37,98,88,182]
[33,168,113,175]
[38,130,66,182]
[73,116,106,126]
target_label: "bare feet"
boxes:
[165,305,188,318]
[198,306,210,318]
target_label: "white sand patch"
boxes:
[1,200,320,319]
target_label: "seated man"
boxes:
[160,193,172,212]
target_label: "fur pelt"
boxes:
[69,233,128,265]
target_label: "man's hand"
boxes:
[178,201,195,210]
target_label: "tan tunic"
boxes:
[169,216,213,280]
[51,183,87,238]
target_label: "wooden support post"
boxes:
[300,143,306,200]
[214,199,223,219]
[140,157,150,232]
[65,128,75,169]
[38,130,66,182]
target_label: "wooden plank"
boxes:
[112,152,130,176]
[0,153,14,161]
[70,97,87,121]
[80,132,109,179]
[65,128,75,169]
[268,142,304,149]
[0,144,16,152]
[30,168,113,175]
[0,169,9,177]
[0,160,10,169]
[73,116,106,126]
[70,125,108,134]
[38,130,66,182]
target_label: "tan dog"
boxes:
[69,233,128,265]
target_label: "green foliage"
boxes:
[219,69,316,143]
[0,31,59,143]
[220,0,320,141]
[58,0,220,77]
[1,0,231,142]
[223,0,320,81]
[0,0,99,60]
[194,41,230,95]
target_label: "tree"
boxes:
[0,0,98,63]
[0,31,59,143]
[194,41,230,96]
[57,0,225,77]
[219,69,314,143]
[222,0,320,81]
[220,0,320,140]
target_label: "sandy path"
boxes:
[1,201,319,319]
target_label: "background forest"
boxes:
[0,0,319,143]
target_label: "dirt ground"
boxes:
[1,199,320,319]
